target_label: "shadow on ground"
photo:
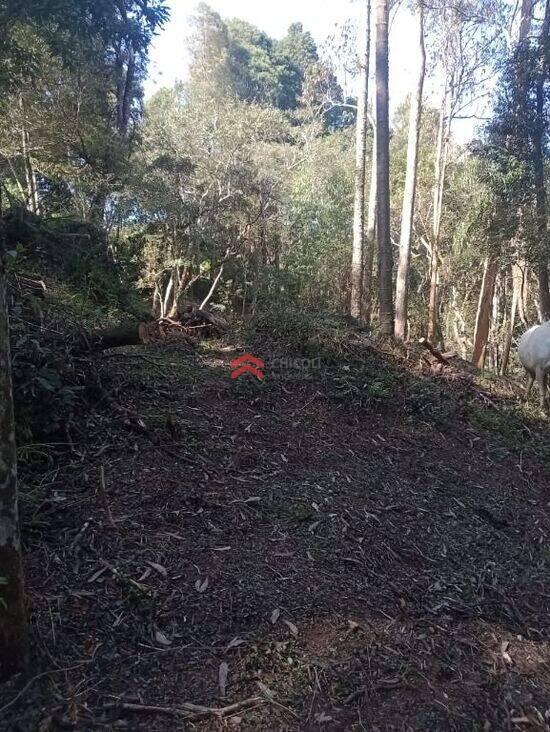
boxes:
[2,338,550,730]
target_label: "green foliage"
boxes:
[5,212,143,445]
[248,303,352,358]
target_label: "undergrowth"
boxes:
[5,209,143,451]
[246,303,356,360]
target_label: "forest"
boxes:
[0,0,550,728]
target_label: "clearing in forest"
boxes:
[2,334,550,730]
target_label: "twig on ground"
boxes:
[98,466,116,529]
[104,695,265,720]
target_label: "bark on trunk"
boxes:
[350,0,371,320]
[472,257,498,368]
[362,120,377,325]
[427,87,450,343]
[394,0,425,339]
[91,323,153,350]
[427,245,439,343]
[533,0,550,321]
[501,267,518,375]
[120,44,136,136]
[375,0,394,335]
[519,0,534,42]
[0,193,28,682]
[20,97,39,215]
[513,262,528,326]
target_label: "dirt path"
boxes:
[2,339,550,730]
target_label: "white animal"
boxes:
[518,322,550,409]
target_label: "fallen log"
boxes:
[418,337,450,365]
[90,323,150,350]
[85,305,227,352]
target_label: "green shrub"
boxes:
[248,303,353,359]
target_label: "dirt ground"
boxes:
[2,336,550,730]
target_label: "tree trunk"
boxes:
[514,262,528,325]
[518,0,534,42]
[152,283,161,318]
[428,86,450,343]
[375,0,394,335]
[350,0,371,320]
[427,245,439,343]
[472,257,498,368]
[501,267,518,375]
[120,43,136,136]
[394,0,425,339]
[160,271,174,319]
[362,119,377,325]
[533,0,550,321]
[19,97,39,215]
[0,191,28,682]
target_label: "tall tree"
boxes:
[375,0,394,334]
[532,0,550,320]
[350,0,371,320]
[394,0,426,339]
[0,191,27,681]
[428,86,451,343]
[363,119,377,324]
[472,256,499,366]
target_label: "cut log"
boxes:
[87,310,226,353]
[91,323,148,350]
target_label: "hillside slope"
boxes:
[1,329,550,730]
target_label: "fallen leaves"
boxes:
[282,619,299,637]
[225,637,246,652]
[154,630,172,646]
[195,577,209,593]
[147,561,168,577]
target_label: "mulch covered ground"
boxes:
[2,336,550,730]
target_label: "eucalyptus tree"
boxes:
[350,0,371,320]
[375,0,394,335]
[394,0,426,339]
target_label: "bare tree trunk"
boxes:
[533,0,550,321]
[501,267,518,374]
[120,43,136,136]
[161,272,174,320]
[513,262,528,325]
[19,97,38,215]
[427,246,439,343]
[362,119,377,325]
[451,287,468,358]
[200,263,224,311]
[394,0,425,339]
[491,272,502,372]
[152,282,161,318]
[472,257,498,368]
[0,190,28,682]
[427,87,450,343]
[115,0,137,138]
[375,0,393,335]
[519,0,534,42]
[350,0,371,320]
